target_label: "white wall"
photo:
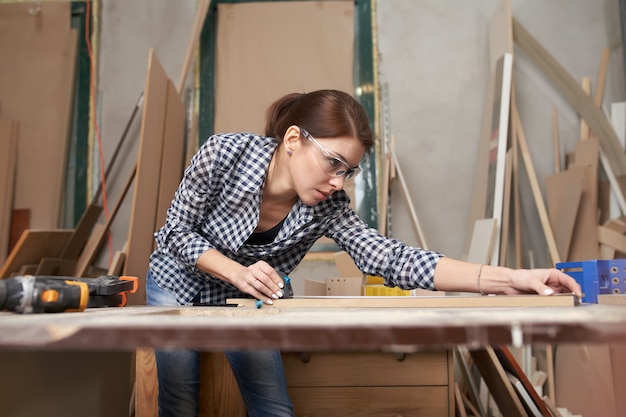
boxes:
[97,0,625,284]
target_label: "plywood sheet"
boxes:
[568,137,600,261]
[124,50,168,302]
[0,3,77,229]
[545,167,585,261]
[155,80,186,231]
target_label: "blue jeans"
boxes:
[146,270,294,417]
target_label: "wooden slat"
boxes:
[512,102,561,264]
[470,347,527,417]
[74,166,136,277]
[229,294,578,309]
[0,120,18,266]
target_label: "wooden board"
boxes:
[545,167,584,261]
[229,294,578,309]
[470,347,527,417]
[513,103,561,264]
[0,120,18,266]
[123,49,169,302]
[568,137,600,262]
[0,229,73,278]
[155,79,186,233]
[0,3,77,229]
[467,218,497,264]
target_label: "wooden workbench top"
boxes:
[1,297,625,351]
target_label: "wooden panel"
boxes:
[124,49,168,302]
[283,351,449,387]
[545,167,584,261]
[289,386,450,417]
[230,294,578,308]
[0,229,73,278]
[155,79,186,233]
[0,3,77,229]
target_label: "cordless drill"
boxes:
[0,275,138,314]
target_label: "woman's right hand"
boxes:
[233,260,285,305]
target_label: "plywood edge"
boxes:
[228,294,578,308]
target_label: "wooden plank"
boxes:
[35,258,77,276]
[569,137,600,261]
[495,346,552,416]
[580,77,592,139]
[512,102,561,264]
[512,18,626,177]
[598,223,626,254]
[124,49,168,302]
[0,229,73,278]
[488,0,513,71]
[229,294,578,309]
[470,347,527,417]
[0,120,18,266]
[74,165,136,277]
[60,203,103,259]
[553,107,561,173]
[594,47,611,108]
[545,167,584,261]
[500,149,513,265]
[8,208,29,254]
[466,72,496,257]
[155,80,186,233]
[390,148,428,249]
[467,218,497,264]
[486,53,514,267]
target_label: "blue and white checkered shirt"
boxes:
[149,132,443,304]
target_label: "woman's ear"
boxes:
[283,125,302,154]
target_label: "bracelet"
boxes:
[476,264,486,296]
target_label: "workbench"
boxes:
[2,299,626,417]
[1,299,626,351]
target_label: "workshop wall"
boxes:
[96,0,624,285]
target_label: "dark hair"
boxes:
[264,89,374,152]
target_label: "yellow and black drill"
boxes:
[0,275,138,314]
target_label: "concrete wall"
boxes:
[96,1,625,291]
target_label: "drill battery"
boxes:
[0,275,138,314]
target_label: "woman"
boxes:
[147,89,581,417]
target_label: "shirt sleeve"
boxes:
[326,208,444,290]
[153,137,220,267]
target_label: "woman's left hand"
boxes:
[506,268,582,300]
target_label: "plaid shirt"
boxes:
[149,132,444,304]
